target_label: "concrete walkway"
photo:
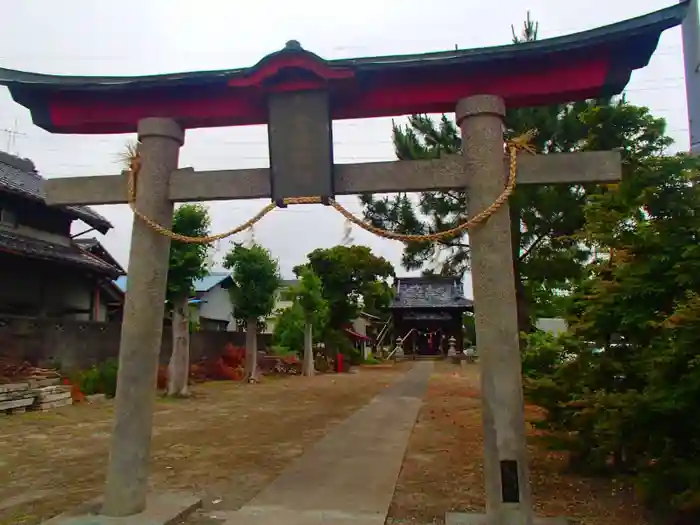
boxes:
[221,362,433,525]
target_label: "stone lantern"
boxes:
[447,336,457,357]
[393,336,404,358]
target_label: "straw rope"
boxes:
[125,130,537,244]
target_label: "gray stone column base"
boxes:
[41,492,201,525]
[446,512,570,525]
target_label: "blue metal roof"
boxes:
[114,275,127,292]
[193,272,232,292]
[113,272,231,294]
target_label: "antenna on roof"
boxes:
[0,119,25,154]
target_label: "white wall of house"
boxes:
[351,316,372,359]
[193,283,235,331]
[351,317,368,336]
[536,317,568,336]
[263,286,295,334]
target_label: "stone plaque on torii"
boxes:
[0,4,686,524]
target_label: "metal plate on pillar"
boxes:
[500,459,520,503]
[267,90,334,205]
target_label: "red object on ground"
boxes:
[0,357,61,384]
[221,343,245,368]
[336,353,344,373]
[70,382,85,403]
[60,377,85,403]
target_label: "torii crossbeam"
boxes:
[43,150,620,206]
[0,3,687,525]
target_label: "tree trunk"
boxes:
[302,322,315,377]
[167,296,190,396]
[245,316,258,381]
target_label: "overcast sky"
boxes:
[0,0,689,297]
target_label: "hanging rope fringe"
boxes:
[126,130,537,245]
[341,218,354,246]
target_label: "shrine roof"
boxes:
[390,276,473,311]
[0,2,687,134]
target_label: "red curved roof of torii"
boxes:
[0,2,688,134]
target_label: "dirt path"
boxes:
[388,362,651,525]
[0,364,409,525]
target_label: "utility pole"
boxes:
[682,0,700,154]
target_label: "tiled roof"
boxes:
[73,237,100,249]
[0,229,122,276]
[74,237,125,273]
[0,151,112,234]
[391,276,473,310]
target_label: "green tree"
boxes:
[292,268,328,376]
[165,204,211,396]
[523,150,700,520]
[463,312,476,346]
[295,245,395,330]
[294,245,395,358]
[223,243,280,380]
[272,303,307,353]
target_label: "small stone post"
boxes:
[102,118,184,517]
[457,95,534,525]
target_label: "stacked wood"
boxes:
[0,358,69,414]
[0,383,73,414]
[33,384,73,411]
[0,382,36,414]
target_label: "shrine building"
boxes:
[389,276,473,357]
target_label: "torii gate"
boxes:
[0,4,686,524]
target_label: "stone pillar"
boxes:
[102,118,184,517]
[456,95,533,525]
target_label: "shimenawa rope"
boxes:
[125,131,537,244]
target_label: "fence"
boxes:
[0,315,273,373]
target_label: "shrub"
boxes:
[363,354,382,365]
[520,330,584,379]
[269,345,297,357]
[78,359,119,398]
